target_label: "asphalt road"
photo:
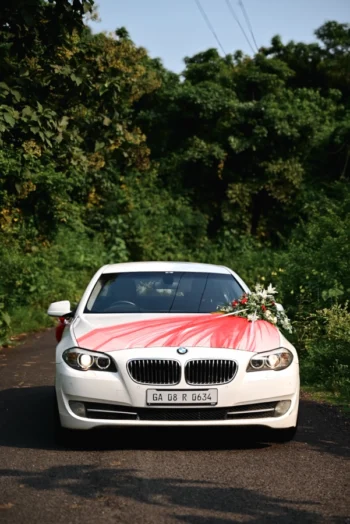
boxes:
[0,330,349,524]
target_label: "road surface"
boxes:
[0,329,349,523]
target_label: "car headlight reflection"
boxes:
[247,348,293,372]
[63,348,116,372]
[267,354,280,369]
[78,353,94,370]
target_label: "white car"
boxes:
[49,261,299,444]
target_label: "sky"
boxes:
[89,0,350,72]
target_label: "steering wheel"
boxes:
[104,300,137,312]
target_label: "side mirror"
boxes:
[275,302,284,312]
[47,300,71,317]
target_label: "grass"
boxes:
[301,385,350,416]
[8,306,55,339]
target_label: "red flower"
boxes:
[261,305,266,311]
[272,302,275,306]
[232,300,239,307]
[240,297,248,305]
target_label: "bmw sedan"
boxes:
[48,261,299,444]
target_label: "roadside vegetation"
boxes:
[0,1,349,404]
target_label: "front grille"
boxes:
[185,359,237,385]
[127,359,181,385]
[83,401,278,421]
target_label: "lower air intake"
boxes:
[82,402,279,421]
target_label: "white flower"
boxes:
[247,312,259,322]
[281,316,293,333]
[252,286,267,300]
[267,284,277,295]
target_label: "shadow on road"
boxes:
[0,386,268,451]
[0,463,325,523]
[0,386,349,458]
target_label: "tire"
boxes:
[53,391,81,448]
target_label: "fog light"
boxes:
[70,401,86,418]
[274,400,291,417]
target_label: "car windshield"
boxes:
[85,271,243,314]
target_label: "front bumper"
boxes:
[56,347,300,430]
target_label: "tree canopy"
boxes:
[0,1,349,401]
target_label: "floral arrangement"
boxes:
[217,283,293,333]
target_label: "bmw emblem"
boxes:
[177,347,188,355]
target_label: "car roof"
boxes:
[101,261,231,274]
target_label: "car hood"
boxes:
[73,313,282,353]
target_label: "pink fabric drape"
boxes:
[77,314,280,352]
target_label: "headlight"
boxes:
[247,348,293,372]
[63,348,117,372]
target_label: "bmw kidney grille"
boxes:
[127,358,237,386]
[127,359,181,385]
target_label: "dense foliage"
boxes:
[0,1,349,400]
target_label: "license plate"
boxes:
[146,389,218,406]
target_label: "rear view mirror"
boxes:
[47,300,71,317]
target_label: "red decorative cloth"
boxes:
[77,314,280,352]
[56,317,66,342]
